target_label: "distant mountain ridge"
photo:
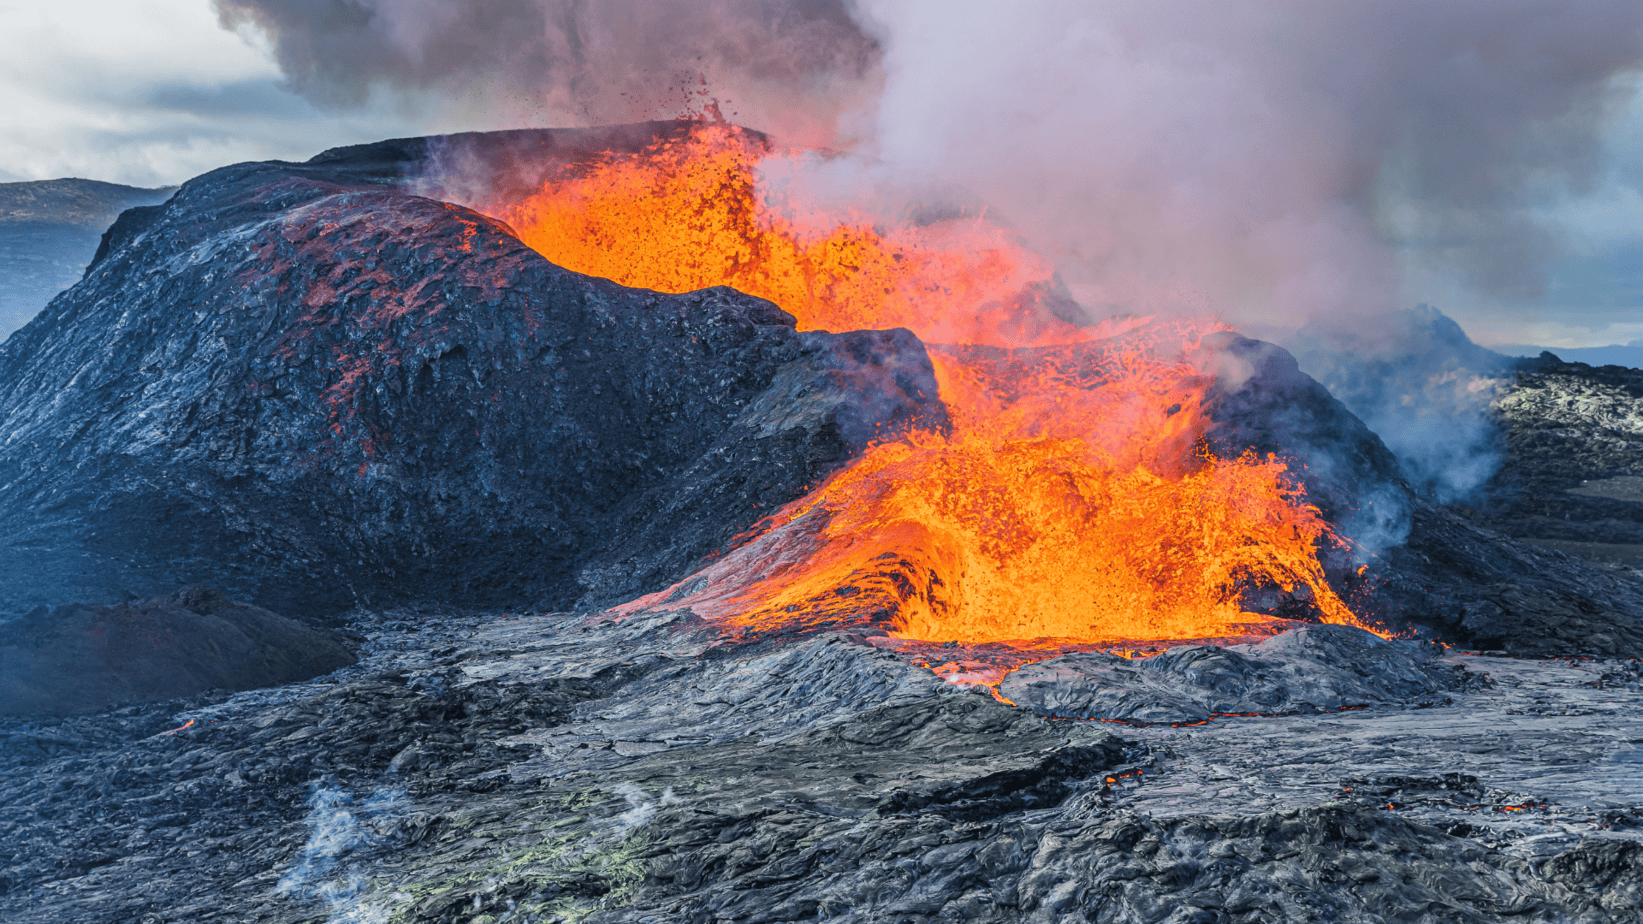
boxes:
[1493,340,1643,370]
[0,177,174,339]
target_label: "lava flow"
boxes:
[501,122,1381,650]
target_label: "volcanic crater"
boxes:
[2,121,1642,923]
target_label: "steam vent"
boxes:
[4,122,1643,923]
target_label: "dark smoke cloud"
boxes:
[213,0,881,146]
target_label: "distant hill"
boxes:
[0,178,174,340]
[1492,341,1643,370]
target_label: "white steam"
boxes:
[277,784,405,924]
[612,782,679,834]
[853,0,1643,334]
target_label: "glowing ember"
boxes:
[503,122,1382,647]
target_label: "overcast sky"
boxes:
[1424,76,1643,351]
[4,1,1643,351]
[0,1,460,186]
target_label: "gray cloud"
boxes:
[853,0,1643,334]
[0,2,447,187]
[141,78,323,120]
[212,0,881,146]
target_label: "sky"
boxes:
[1406,74,1643,351]
[4,0,1643,351]
[0,1,453,186]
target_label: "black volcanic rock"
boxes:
[1200,332,1409,548]
[1378,504,1643,657]
[1465,354,1643,557]
[1,121,1639,663]
[1355,355,1643,656]
[3,609,1640,924]
[1000,625,1465,724]
[0,586,355,716]
[0,127,945,618]
[4,125,1643,924]
[1198,333,1643,656]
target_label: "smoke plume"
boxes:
[212,0,880,148]
[853,0,1643,329]
[218,0,1643,327]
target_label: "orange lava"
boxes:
[502,122,1380,646]
[501,123,1066,348]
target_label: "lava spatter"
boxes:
[513,122,1382,649]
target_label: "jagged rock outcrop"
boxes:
[0,125,945,620]
[1466,354,1643,555]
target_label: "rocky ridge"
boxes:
[998,624,1468,723]
[0,586,357,716]
[1468,354,1643,562]
[0,178,173,338]
[2,123,1640,657]
[0,126,944,620]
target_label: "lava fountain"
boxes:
[497,122,1381,649]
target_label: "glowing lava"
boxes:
[501,123,1065,348]
[501,122,1380,647]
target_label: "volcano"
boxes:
[2,122,1642,923]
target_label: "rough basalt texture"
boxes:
[4,122,1643,924]
[0,126,945,619]
[0,586,356,716]
[1378,504,1643,657]
[3,609,1640,924]
[2,124,1638,657]
[1202,333,1407,535]
[999,624,1466,724]
[1464,354,1643,557]
[1385,353,1643,655]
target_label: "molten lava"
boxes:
[502,123,1065,348]
[502,122,1379,647]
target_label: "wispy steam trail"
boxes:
[278,784,405,924]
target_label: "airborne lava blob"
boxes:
[501,122,1377,646]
